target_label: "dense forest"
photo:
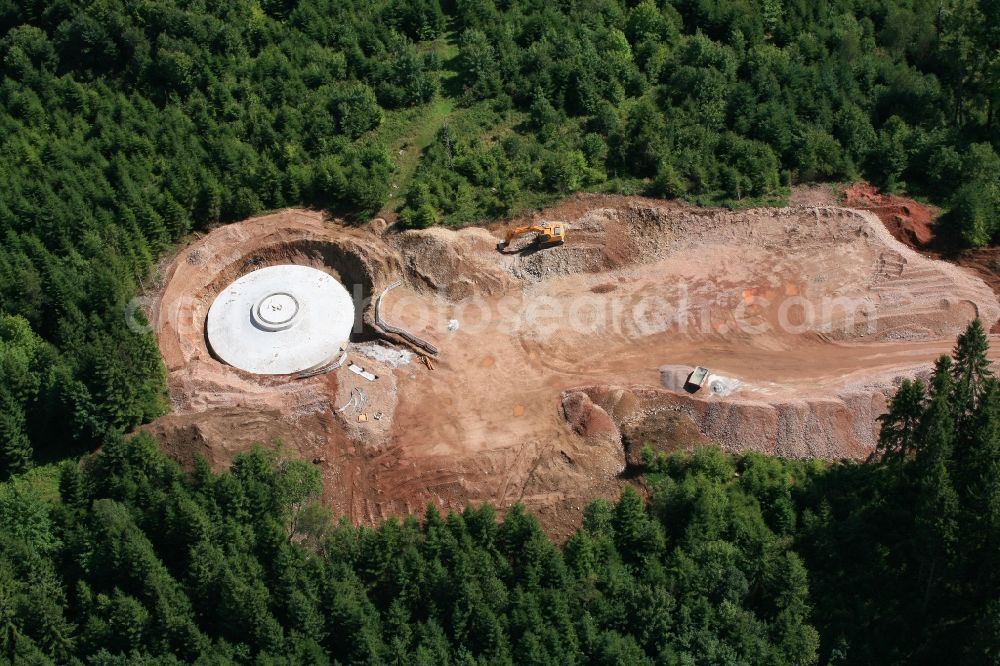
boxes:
[2,0,1000,473]
[0,321,996,664]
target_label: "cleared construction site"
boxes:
[147,195,1000,537]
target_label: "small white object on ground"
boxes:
[348,364,378,381]
[447,319,460,332]
[354,342,413,368]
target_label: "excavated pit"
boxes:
[198,239,382,344]
[148,200,1000,539]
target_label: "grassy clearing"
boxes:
[374,32,462,217]
[379,96,457,215]
[4,462,64,503]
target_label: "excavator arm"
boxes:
[497,222,566,252]
[503,225,545,245]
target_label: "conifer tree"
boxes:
[950,319,994,496]
[912,356,960,621]
[952,320,992,398]
[612,486,666,566]
[0,398,32,479]
[57,461,87,510]
[964,378,1000,611]
[877,378,925,465]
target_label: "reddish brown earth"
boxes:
[146,197,1000,538]
[843,182,937,248]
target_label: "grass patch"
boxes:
[5,462,66,504]
[379,96,457,214]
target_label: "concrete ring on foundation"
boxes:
[253,292,301,331]
[206,265,354,375]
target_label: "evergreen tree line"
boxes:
[799,318,1000,663]
[0,321,997,664]
[2,1,1000,477]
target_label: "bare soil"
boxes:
[838,182,1000,332]
[147,198,1000,538]
[843,181,937,248]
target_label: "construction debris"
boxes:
[336,387,368,412]
[295,349,348,378]
[374,280,439,355]
[708,375,742,396]
[335,392,357,412]
[354,341,413,368]
[348,364,378,381]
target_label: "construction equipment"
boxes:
[497,222,566,252]
[686,366,710,391]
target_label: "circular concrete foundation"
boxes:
[207,265,354,375]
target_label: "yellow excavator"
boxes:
[497,222,566,252]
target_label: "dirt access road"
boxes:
[147,196,1000,538]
